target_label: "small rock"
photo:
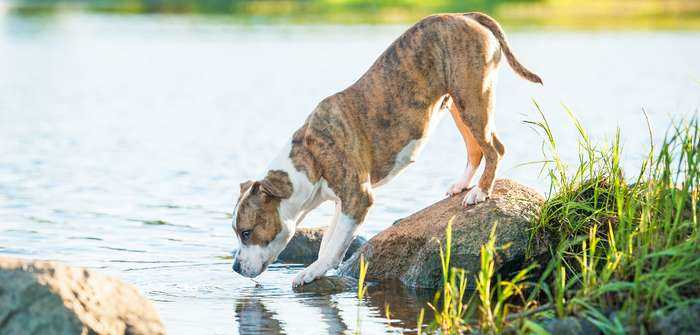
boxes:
[543,317,600,335]
[651,304,700,335]
[339,179,549,288]
[292,276,359,295]
[0,257,165,335]
[277,227,366,265]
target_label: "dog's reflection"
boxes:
[235,297,285,335]
[302,295,348,334]
[234,294,348,334]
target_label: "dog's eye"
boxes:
[241,230,252,241]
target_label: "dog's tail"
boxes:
[466,12,543,85]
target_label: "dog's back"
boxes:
[298,13,537,187]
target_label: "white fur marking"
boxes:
[235,140,332,277]
[447,162,479,195]
[463,186,488,206]
[319,201,341,257]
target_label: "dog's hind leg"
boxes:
[446,98,483,196]
[449,76,503,206]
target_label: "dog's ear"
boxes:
[240,180,255,194]
[257,179,292,199]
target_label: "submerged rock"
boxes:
[277,227,367,265]
[542,317,600,335]
[292,276,358,295]
[0,257,165,335]
[651,304,700,335]
[339,179,548,288]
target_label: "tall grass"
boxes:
[354,108,698,333]
[425,217,474,333]
[523,108,699,332]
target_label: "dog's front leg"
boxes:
[293,213,359,287]
[318,202,342,257]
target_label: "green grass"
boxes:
[356,106,699,333]
[357,254,369,300]
[426,217,472,333]
[521,106,699,333]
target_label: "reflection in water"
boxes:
[235,288,351,335]
[301,295,349,334]
[364,281,436,333]
[235,296,285,335]
[234,280,437,334]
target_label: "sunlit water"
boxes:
[0,12,699,334]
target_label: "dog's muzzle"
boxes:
[231,249,242,274]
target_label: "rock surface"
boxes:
[339,179,548,288]
[651,303,700,335]
[0,257,165,335]
[542,317,600,335]
[277,227,367,265]
[291,276,359,295]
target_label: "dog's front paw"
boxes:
[446,180,471,196]
[292,260,331,287]
[462,186,488,206]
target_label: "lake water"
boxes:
[0,12,699,335]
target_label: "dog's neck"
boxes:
[264,141,322,230]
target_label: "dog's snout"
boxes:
[231,248,242,274]
[232,258,241,273]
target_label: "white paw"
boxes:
[446,180,471,196]
[292,260,331,287]
[462,186,488,206]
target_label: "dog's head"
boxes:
[232,171,294,278]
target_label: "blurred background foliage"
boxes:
[7,0,700,29]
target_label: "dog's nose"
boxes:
[232,259,241,274]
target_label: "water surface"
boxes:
[0,13,699,334]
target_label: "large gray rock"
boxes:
[277,227,367,265]
[339,179,548,288]
[0,257,165,335]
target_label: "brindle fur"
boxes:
[235,170,293,246]
[290,13,541,223]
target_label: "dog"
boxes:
[232,12,541,286]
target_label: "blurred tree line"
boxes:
[9,0,700,28]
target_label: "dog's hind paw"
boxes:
[462,186,488,206]
[292,260,331,287]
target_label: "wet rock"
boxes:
[0,257,165,335]
[339,179,548,288]
[277,227,367,265]
[651,304,700,335]
[542,317,600,335]
[292,276,358,295]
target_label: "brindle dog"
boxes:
[233,13,542,286]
